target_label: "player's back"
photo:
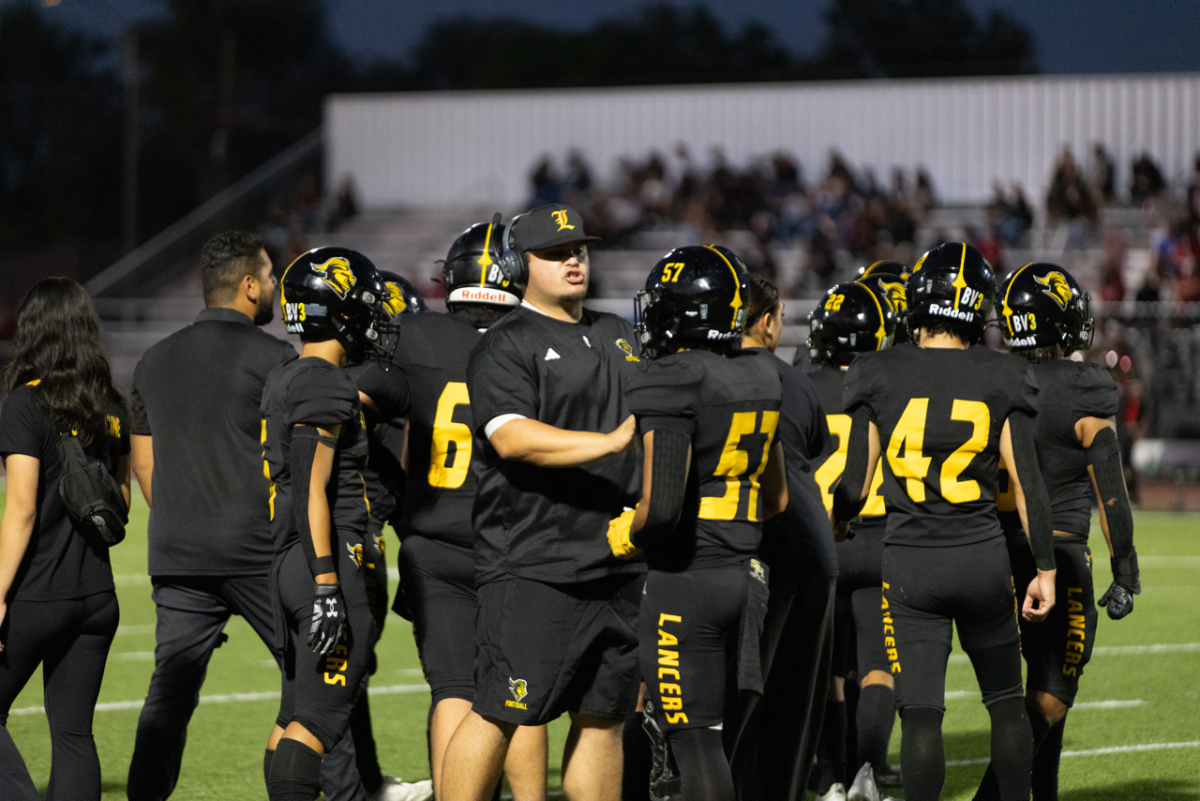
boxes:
[844,342,1037,547]
[627,347,783,572]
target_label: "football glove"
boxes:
[1098,551,1140,620]
[309,583,346,655]
[607,507,641,559]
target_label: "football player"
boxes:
[608,245,787,801]
[832,243,1057,801]
[729,274,840,801]
[807,280,900,801]
[973,264,1138,801]
[355,223,548,800]
[260,247,394,801]
[856,260,910,344]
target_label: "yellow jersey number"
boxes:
[428,382,472,489]
[815,413,885,516]
[698,410,780,522]
[886,398,990,504]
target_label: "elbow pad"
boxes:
[832,408,871,524]
[290,426,339,577]
[1087,427,1135,563]
[1009,411,1055,572]
[631,428,691,551]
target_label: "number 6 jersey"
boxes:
[842,342,1039,547]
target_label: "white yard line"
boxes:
[9,682,430,717]
[944,692,1142,710]
[947,740,1200,766]
[1137,556,1200,568]
[949,642,1199,664]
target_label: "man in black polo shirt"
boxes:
[441,205,642,801]
[125,232,365,801]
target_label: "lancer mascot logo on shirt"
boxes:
[313,256,356,299]
[381,280,408,318]
[1035,270,1073,310]
[346,541,363,568]
[507,678,529,710]
[615,338,641,362]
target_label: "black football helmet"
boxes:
[280,247,394,361]
[378,271,426,318]
[997,263,1094,353]
[858,260,910,281]
[856,268,910,344]
[907,242,995,342]
[442,220,522,309]
[807,281,896,366]
[635,244,749,359]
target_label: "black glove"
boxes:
[309,583,346,655]
[1098,551,1140,621]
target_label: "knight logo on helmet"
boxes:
[999,263,1093,354]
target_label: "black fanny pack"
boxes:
[56,431,128,547]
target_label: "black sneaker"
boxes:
[875,764,903,788]
[642,700,681,801]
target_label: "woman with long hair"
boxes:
[0,277,130,800]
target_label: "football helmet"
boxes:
[907,242,995,341]
[997,262,1094,353]
[442,220,522,309]
[378,271,426,318]
[856,267,910,344]
[635,244,749,359]
[280,247,394,361]
[808,281,896,366]
[858,260,910,281]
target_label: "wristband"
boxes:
[309,555,336,577]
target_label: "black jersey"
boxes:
[626,348,783,572]
[809,364,887,534]
[997,359,1118,537]
[355,311,487,548]
[261,358,370,553]
[758,353,838,578]
[467,305,644,584]
[843,342,1038,548]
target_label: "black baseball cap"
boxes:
[511,204,601,253]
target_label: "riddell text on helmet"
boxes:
[927,305,975,321]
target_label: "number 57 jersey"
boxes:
[843,342,1039,547]
[355,312,485,546]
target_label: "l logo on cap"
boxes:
[551,210,574,232]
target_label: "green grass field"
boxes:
[2,494,1198,799]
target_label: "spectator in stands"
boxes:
[1047,148,1098,247]
[1098,230,1128,303]
[990,181,1034,246]
[529,156,563,206]
[1089,143,1116,204]
[1185,154,1200,227]
[1130,152,1167,207]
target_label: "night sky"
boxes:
[45,0,1200,76]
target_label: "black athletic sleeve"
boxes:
[467,333,540,435]
[1013,363,1040,418]
[841,352,880,423]
[1071,363,1119,422]
[352,361,412,420]
[130,366,150,436]
[285,365,360,428]
[625,358,704,439]
[0,387,47,460]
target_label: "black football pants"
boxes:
[126,575,365,801]
[0,591,119,801]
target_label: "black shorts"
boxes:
[640,562,769,732]
[882,538,1023,713]
[474,573,642,726]
[398,534,477,705]
[273,532,374,751]
[1008,535,1096,706]
[833,526,887,678]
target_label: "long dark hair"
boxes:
[744,274,781,333]
[3,278,124,445]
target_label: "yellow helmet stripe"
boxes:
[478,222,496,287]
[951,243,970,309]
[704,245,743,330]
[1001,263,1033,335]
[863,285,889,350]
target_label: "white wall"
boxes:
[325,74,1200,209]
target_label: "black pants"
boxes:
[126,575,364,801]
[730,572,836,801]
[0,590,119,801]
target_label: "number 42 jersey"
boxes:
[843,342,1038,548]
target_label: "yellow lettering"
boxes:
[324,673,346,686]
[658,613,682,626]
[661,697,683,711]
[886,398,932,502]
[429,382,472,489]
[658,649,679,668]
[657,629,678,647]
[659,683,681,696]
[941,400,988,503]
[665,711,690,725]
[699,411,778,521]
[657,667,681,680]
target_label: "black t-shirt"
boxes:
[843,342,1038,548]
[131,307,297,576]
[261,358,369,553]
[355,311,487,548]
[997,359,1118,538]
[757,353,838,578]
[0,385,129,601]
[626,348,783,572]
[467,305,644,584]
[809,363,888,538]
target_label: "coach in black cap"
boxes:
[125,232,369,801]
[441,204,643,801]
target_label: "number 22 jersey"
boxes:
[842,342,1039,547]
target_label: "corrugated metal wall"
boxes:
[325,74,1200,209]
